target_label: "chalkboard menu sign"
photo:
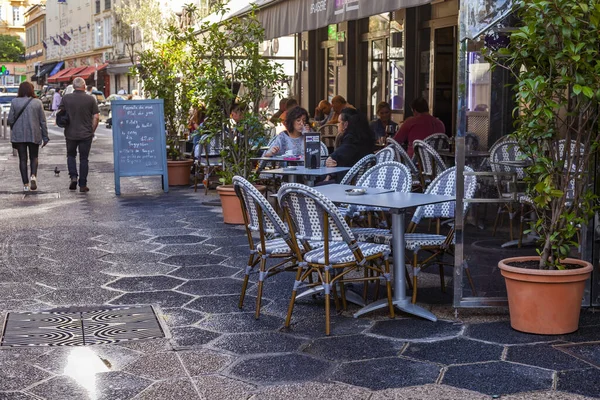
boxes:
[304,131,321,169]
[111,99,168,195]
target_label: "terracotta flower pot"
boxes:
[217,184,266,225]
[498,256,593,335]
[167,159,193,186]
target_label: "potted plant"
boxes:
[486,0,599,334]
[191,1,285,223]
[137,22,195,186]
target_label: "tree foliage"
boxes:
[486,0,600,269]
[0,34,24,62]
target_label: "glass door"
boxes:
[432,26,456,134]
[369,39,385,118]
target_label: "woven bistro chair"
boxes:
[424,133,450,152]
[233,176,307,319]
[278,183,395,335]
[339,154,377,186]
[386,137,420,189]
[413,139,447,189]
[375,146,396,163]
[372,167,478,303]
[318,124,338,151]
[194,133,223,194]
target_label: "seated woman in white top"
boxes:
[264,106,310,157]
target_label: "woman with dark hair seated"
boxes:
[264,106,310,157]
[325,107,375,169]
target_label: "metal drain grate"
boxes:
[1,305,165,347]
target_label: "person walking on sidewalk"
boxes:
[60,77,99,193]
[48,89,62,120]
[8,82,49,192]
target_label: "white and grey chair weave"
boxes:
[278,183,395,335]
[339,154,377,186]
[375,146,396,163]
[413,139,447,189]
[424,133,450,152]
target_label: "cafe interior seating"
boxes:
[413,139,448,189]
[375,146,396,163]
[278,183,395,335]
[339,154,377,186]
[424,133,450,151]
[318,124,338,152]
[386,137,420,189]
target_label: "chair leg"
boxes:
[255,256,267,319]
[384,257,395,319]
[411,253,419,304]
[405,266,413,290]
[239,253,255,309]
[339,281,348,311]
[332,282,341,312]
[285,265,304,328]
[362,267,369,302]
[324,269,331,336]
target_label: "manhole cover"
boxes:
[1,305,165,347]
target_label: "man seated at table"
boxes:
[393,97,445,157]
[264,106,310,157]
[370,101,398,142]
[269,97,287,125]
[327,95,349,125]
[314,100,332,125]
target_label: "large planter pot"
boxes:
[498,256,593,335]
[217,184,266,225]
[167,159,193,186]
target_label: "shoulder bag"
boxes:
[9,98,34,129]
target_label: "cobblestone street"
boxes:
[0,123,599,399]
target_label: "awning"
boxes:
[49,61,64,77]
[73,63,108,80]
[47,67,73,83]
[37,62,58,78]
[257,0,432,40]
[106,64,133,75]
[55,66,88,83]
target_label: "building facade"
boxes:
[24,3,45,85]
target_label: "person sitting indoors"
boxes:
[269,97,288,125]
[314,100,332,125]
[393,97,445,157]
[279,98,298,123]
[327,95,349,125]
[325,107,375,172]
[370,101,398,141]
[264,106,310,157]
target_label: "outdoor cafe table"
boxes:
[438,150,490,159]
[313,184,455,321]
[260,166,351,186]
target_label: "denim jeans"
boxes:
[66,138,93,187]
[12,142,39,184]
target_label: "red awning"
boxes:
[73,64,109,80]
[55,66,88,83]
[47,67,72,83]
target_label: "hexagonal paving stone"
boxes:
[557,368,600,398]
[28,376,90,400]
[106,276,186,292]
[303,334,403,362]
[370,318,462,341]
[31,345,141,375]
[186,295,266,314]
[168,265,239,280]
[213,332,306,354]
[202,235,249,248]
[403,337,503,365]
[230,354,331,385]
[178,349,233,376]
[197,313,285,334]
[0,361,51,391]
[154,244,217,256]
[36,287,116,307]
[506,344,592,371]
[170,326,221,347]
[193,374,256,400]
[109,290,194,308]
[442,361,553,395]
[254,381,372,400]
[555,342,600,368]
[101,252,167,264]
[465,321,563,345]
[561,325,600,343]
[161,254,228,267]
[177,278,245,296]
[332,357,440,390]
[160,308,206,327]
[123,352,187,380]
[0,392,41,400]
[133,378,201,400]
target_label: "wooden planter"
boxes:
[498,256,593,335]
[167,159,193,186]
[217,184,266,225]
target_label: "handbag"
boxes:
[56,106,69,128]
[9,98,34,129]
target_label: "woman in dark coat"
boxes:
[325,107,375,169]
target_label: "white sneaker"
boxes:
[23,184,30,192]
[30,175,37,191]
[93,135,97,142]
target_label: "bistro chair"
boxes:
[278,183,395,335]
[375,146,396,163]
[424,133,450,152]
[488,140,526,241]
[233,176,304,318]
[413,139,447,189]
[372,167,478,303]
[194,133,223,194]
[339,154,377,186]
[465,133,480,151]
[318,124,338,151]
[386,137,420,189]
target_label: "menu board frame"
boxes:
[111,99,169,195]
[304,130,321,169]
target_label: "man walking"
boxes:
[60,77,99,192]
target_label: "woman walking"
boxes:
[48,89,61,119]
[8,82,49,192]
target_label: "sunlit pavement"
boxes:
[0,123,599,399]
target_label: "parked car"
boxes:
[0,86,19,94]
[0,94,17,120]
[99,94,127,117]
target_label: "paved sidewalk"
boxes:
[0,124,599,399]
